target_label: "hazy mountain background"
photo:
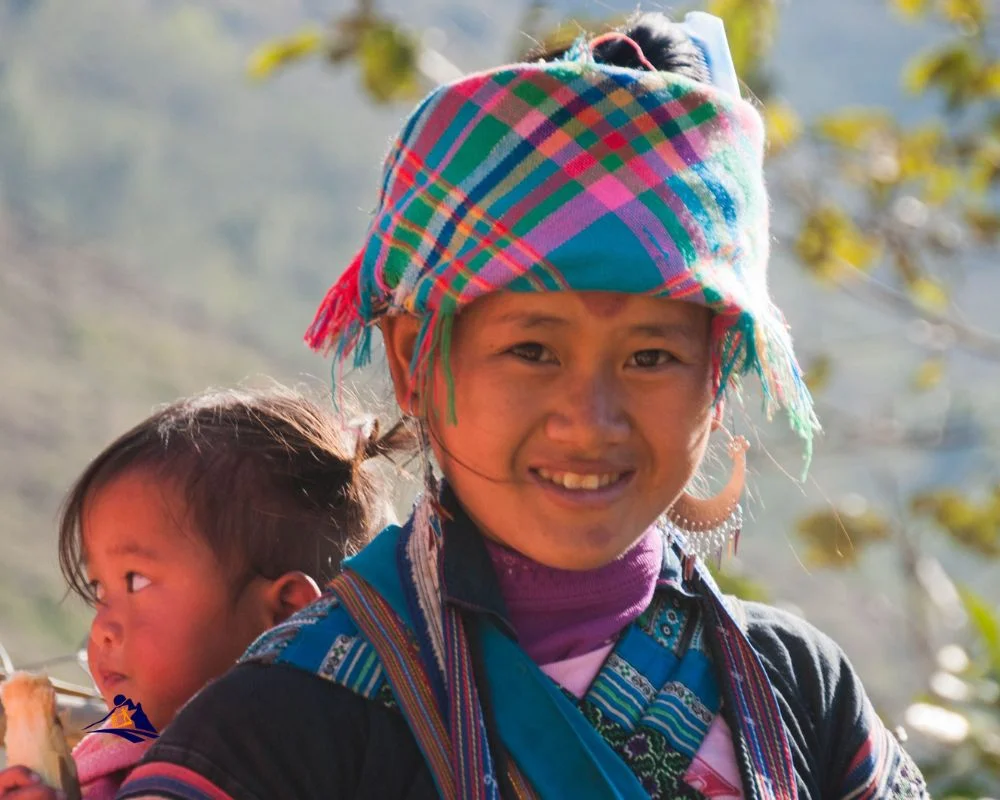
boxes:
[1,0,997,724]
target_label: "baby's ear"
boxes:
[269,571,322,623]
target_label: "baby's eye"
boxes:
[508,342,558,363]
[126,572,151,593]
[88,579,105,603]
[627,349,675,368]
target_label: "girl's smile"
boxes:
[529,465,634,506]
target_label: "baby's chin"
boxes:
[94,685,117,711]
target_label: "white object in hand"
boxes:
[1,671,82,800]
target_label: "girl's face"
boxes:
[385,291,715,570]
[82,471,316,730]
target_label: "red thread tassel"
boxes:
[304,251,365,353]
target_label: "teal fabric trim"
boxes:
[479,619,650,798]
[274,608,355,673]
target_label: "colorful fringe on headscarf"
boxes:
[306,41,820,462]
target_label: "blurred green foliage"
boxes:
[914,590,1000,796]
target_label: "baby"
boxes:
[0,387,408,799]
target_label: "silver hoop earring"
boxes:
[663,426,749,567]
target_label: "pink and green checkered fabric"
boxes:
[306,54,819,453]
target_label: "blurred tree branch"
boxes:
[247,0,461,100]
[837,263,1000,360]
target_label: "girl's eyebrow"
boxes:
[493,313,701,342]
[493,312,569,329]
[629,322,702,342]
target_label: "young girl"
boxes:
[116,12,927,800]
[0,387,406,800]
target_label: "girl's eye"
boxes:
[126,572,151,593]
[508,342,558,363]
[627,349,675,368]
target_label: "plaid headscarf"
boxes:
[306,44,820,459]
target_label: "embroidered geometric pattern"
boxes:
[240,591,391,701]
[578,698,708,800]
[643,681,714,759]
[587,652,658,729]
[374,681,399,712]
[317,634,385,699]
[638,592,702,655]
[573,587,719,795]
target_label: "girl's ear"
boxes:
[267,571,322,624]
[379,315,422,413]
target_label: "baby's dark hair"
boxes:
[58,386,412,603]
[532,12,710,83]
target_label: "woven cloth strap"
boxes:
[329,571,537,800]
[700,583,797,800]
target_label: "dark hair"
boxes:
[58,387,413,603]
[531,12,711,83]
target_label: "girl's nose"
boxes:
[544,368,630,448]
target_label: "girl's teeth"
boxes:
[536,469,621,490]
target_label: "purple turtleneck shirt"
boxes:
[482,528,663,665]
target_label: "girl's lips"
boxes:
[528,467,634,507]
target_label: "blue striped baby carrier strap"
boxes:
[237,586,392,702]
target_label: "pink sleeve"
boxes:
[73,734,153,800]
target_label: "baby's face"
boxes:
[82,470,271,731]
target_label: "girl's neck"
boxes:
[483,528,663,664]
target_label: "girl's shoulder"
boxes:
[727,599,928,799]
[730,599,870,731]
[734,600,878,716]
[739,601,850,675]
